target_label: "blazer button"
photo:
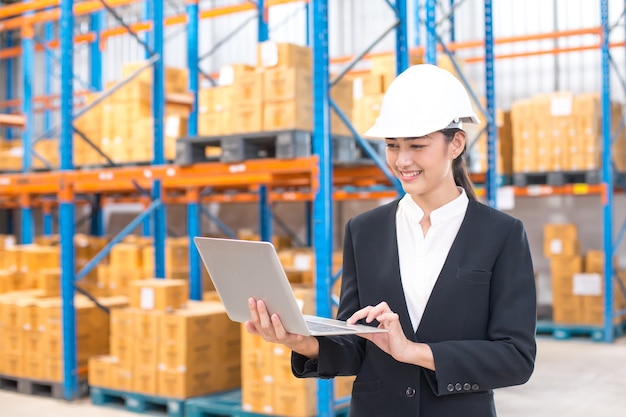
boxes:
[463,383,471,391]
[405,387,416,397]
[455,383,462,391]
[471,384,480,391]
[447,384,455,392]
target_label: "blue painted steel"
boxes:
[424,0,437,64]
[151,0,166,279]
[90,195,103,236]
[21,14,35,245]
[449,0,455,44]
[600,0,614,343]
[5,32,14,139]
[329,99,402,193]
[395,0,409,75]
[259,186,273,242]
[44,20,54,132]
[187,201,202,300]
[90,11,103,90]
[77,200,161,281]
[187,1,199,136]
[311,0,334,415]
[153,181,166,279]
[258,0,269,41]
[413,0,421,47]
[43,211,54,236]
[200,206,237,238]
[615,218,626,251]
[60,0,78,400]
[484,0,497,208]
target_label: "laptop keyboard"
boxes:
[305,320,358,334]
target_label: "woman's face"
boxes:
[385,131,463,201]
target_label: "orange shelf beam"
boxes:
[0,113,26,128]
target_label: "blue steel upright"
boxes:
[395,0,409,75]
[600,0,614,343]
[5,31,14,140]
[151,0,166,278]
[484,0,497,207]
[258,0,273,243]
[311,0,334,415]
[413,0,421,48]
[21,17,34,244]
[44,18,54,134]
[424,0,437,64]
[59,0,79,400]
[187,0,202,300]
[90,11,104,236]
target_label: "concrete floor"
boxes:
[2,335,625,417]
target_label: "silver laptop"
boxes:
[193,237,388,336]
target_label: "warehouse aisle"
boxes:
[1,336,625,416]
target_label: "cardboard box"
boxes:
[263,67,312,102]
[134,338,160,369]
[4,353,23,377]
[129,279,188,312]
[232,100,263,134]
[257,42,311,69]
[133,366,157,395]
[110,243,144,269]
[132,309,162,340]
[242,347,274,383]
[43,356,63,382]
[273,382,317,417]
[263,99,313,131]
[88,355,116,388]
[544,223,579,258]
[232,70,264,102]
[157,362,241,399]
[241,379,274,415]
[109,364,133,391]
[110,336,134,367]
[23,355,44,380]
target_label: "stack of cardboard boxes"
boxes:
[511,92,626,174]
[544,223,625,325]
[0,137,23,171]
[198,41,353,141]
[241,286,354,417]
[89,279,241,399]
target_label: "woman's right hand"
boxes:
[245,297,320,359]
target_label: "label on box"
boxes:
[353,78,364,99]
[551,96,572,116]
[165,116,180,138]
[573,273,602,296]
[140,287,155,309]
[219,65,235,86]
[293,254,312,271]
[260,41,279,67]
[549,239,563,254]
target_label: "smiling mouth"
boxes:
[399,170,423,179]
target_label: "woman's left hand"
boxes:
[347,302,433,369]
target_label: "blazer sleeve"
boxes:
[425,218,537,395]
[292,218,367,378]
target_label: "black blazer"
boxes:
[292,199,537,417]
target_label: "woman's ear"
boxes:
[451,130,466,158]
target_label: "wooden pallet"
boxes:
[90,386,186,417]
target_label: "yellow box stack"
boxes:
[511,92,625,174]
[241,285,354,417]
[89,297,241,399]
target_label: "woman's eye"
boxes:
[410,144,425,150]
[386,143,398,149]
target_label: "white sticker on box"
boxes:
[353,77,364,99]
[165,116,180,138]
[293,254,312,271]
[573,273,602,296]
[550,239,563,254]
[260,41,279,67]
[219,65,235,86]
[551,96,573,116]
[140,287,155,310]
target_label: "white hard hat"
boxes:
[364,64,480,138]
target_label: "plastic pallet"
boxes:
[185,389,350,417]
[90,386,186,417]
[0,374,70,399]
[513,170,601,187]
[536,320,625,342]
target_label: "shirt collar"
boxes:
[398,187,469,225]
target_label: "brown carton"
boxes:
[129,279,188,312]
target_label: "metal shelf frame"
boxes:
[0,0,624,413]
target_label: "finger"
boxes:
[376,312,400,324]
[248,297,260,323]
[244,321,259,335]
[256,299,273,330]
[271,313,288,339]
[347,306,374,324]
[365,302,391,323]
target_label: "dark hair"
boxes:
[440,128,477,201]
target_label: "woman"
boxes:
[246,64,536,417]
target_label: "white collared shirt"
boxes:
[396,188,469,331]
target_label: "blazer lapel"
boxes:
[416,201,482,337]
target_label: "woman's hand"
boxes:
[347,301,434,370]
[245,297,320,359]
